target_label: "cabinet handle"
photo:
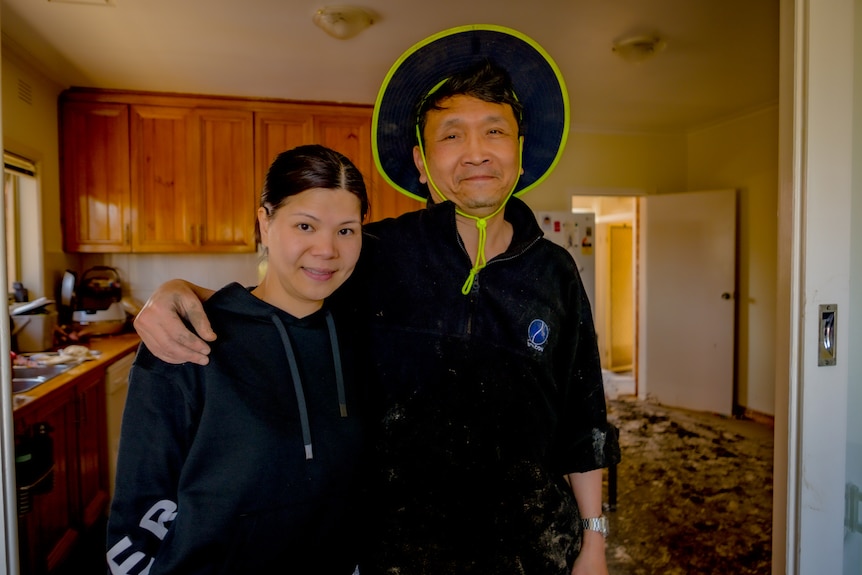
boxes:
[124,224,130,245]
[199,225,204,245]
[190,226,196,245]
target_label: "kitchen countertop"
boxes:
[12,332,141,412]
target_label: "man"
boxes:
[134,25,620,574]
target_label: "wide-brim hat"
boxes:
[372,24,570,201]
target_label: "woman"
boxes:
[106,145,370,574]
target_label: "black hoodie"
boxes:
[106,283,367,575]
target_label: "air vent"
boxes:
[47,0,116,5]
[17,79,33,106]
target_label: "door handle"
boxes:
[721,292,732,300]
[818,304,837,366]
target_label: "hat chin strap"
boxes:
[416,133,524,295]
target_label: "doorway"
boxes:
[576,195,637,387]
[608,223,634,373]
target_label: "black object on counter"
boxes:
[13,282,28,303]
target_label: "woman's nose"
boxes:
[311,234,337,258]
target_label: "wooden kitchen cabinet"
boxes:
[322,110,424,222]
[255,106,422,223]
[197,108,256,251]
[130,105,256,252]
[313,109,423,222]
[254,109,315,194]
[129,104,197,252]
[15,370,108,575]
[72,370,110,531]
[60,89,422,254]
[60,101,131,253]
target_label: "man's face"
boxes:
[413,94,523,217]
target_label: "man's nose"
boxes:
[463,133,490,164]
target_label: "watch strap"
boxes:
[581,515,609,538]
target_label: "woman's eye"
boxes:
[339,228,356,236]
[297,223,312,231]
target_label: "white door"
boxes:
[640,189,737,416]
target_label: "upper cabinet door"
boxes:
[254,110,314,195]
[61,102,131,252]
[314,110,373,184]
[130,106,256,253]
[197,109,256,252]
[130,105,199,252]
[313,110,422,222]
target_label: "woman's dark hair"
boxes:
[415,59,524,144]
[255,144,369,244]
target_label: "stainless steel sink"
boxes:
[12,364,72,394]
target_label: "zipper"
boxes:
[452,208,543,337]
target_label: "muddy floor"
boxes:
[603,397,774,575]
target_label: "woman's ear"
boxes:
[257,206,271,246]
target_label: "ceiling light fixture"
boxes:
[313,5,376,40]
[612,34,667,63]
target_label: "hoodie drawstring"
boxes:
[272,310,347,460]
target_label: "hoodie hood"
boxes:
[206,282,348,460]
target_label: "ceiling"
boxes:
[1,0,779,133]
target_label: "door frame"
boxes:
[776,0,855,573]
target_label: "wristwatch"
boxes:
[581,515,609,538]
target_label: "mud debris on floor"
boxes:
[604,396,774,575]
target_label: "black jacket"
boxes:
[353,197,621,573]
[106,283,367,575]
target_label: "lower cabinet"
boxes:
[15,369,109,575]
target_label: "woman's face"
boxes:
[256,187,362,317]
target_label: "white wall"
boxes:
[89,252,261,306]
[1,46,77,301]
[687,106,780,415]
[525,129,687,211]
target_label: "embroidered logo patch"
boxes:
[527,319,550,352]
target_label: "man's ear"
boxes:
[413,145,428,184]
[520,135,525,175]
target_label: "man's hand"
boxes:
[133,279,216,365]
[567,469,609,575]
[570,531,608,575]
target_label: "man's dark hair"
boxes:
[414,60,524,144]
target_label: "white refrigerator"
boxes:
[534,211,596,310]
